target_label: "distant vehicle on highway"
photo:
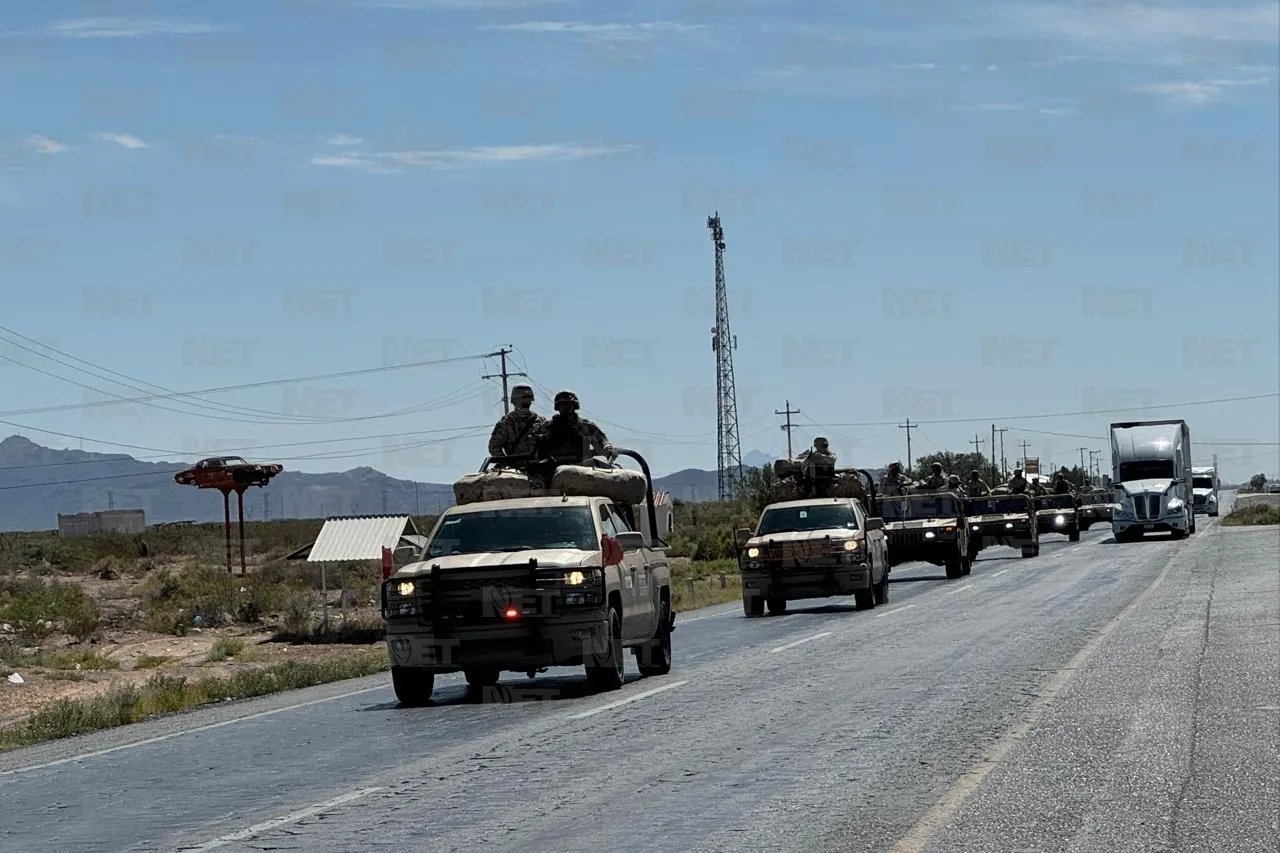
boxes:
[174,456,283,488]
[1268,481,1280,494]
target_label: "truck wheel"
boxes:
[1068,525,1081,542]
[636,599,673,677]
[944,551,963,579]
[1021,545,1037,558]
[391,667,435,707]
[853,587,875,611]
[873,574,889,605]
[766,596,787,615]
[743,592,764,618]
[1170,527,1187,540]
[464,668,500,689]
[585,606,624,692]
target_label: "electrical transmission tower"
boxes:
[708,212,744,501]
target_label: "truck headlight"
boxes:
[971,524,980,531]
[1054,514,1065,526]
[1167,499,1184,512]
[843,539,860,551]
[747,547,759,558]
[564,571,586,585]
[924,531,935,539]
[397,581,415,596]
[1005,522,1014,529]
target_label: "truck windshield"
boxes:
[878,495,958,520]
[968,497,1030,515]
[757,504,857,535]
[1192,477,1214,489]
[426,506,598,556]
[1118,460,1175,481]
[1037,495,1076,509]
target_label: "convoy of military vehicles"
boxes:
[380,417,1211,704]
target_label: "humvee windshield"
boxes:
[757,503,858,535]
[968,497,1031,515]
[1038,494,1077,510]
[878,494,959,520]
[427,506,598,556]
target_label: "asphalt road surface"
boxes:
[2,502,1276,853]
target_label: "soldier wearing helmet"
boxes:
[946,473,964,494]
[920,461,948,490]
[967,469,991,496]
[1007,468,1027,494]
[880,461,910,497]
[487,385,545,461]
[1052,471,1074,495]
[533,390,615,465]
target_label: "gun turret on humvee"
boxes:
[380,448,674,706]
[874,490,972,579]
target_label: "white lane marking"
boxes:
[875,604,917,618]
[889,543,1180,853]
[944,584,974,595]
[989,569,1010,578]
[768,632,833,653]
[566,680,687,720]
[1,684,390,777]
[179,787,385,850]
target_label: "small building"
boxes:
[58,508,147,537]
[285,515,423,564]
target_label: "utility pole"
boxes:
[776,400,800,458]
[990,424,998,483]
[263,491,270,521]
[970,433,985,457]
[899,418,916,474]
[995,426,1009,480]
[1089,450,1102,486]
[481,346,527,415]
[1077,447,1088,486]
[1018,439,1031,468]
[107,490,114,510]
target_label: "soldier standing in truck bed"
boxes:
[532,390,615,464]
[487,385,545,462]
[920,462,948,490]
[967,470,991,496]
[880,462,910,497]
[1007,468,1028,494]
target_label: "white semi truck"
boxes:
[1109,419,1196,541]
[1190,465,1220,517]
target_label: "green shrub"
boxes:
[0,578,102,642]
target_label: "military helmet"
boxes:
[931,461,943,471]
[814,436,829,449]
[510,385,534,403]
[947,474,962,484]
[888,461,901,471]
[969,470,980,479]
[553,390,580,410]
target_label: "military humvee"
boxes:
[874,491,972,579]
[380,448,674,706]
[1034,493,1082,541]
[965,493,1040,558]
[734,471,888,616]
[1076,489,1112,530]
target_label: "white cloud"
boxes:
[1130,74,1272,105]
[25,135,67,154]
[891,62,939,70]
[311,142,641,171]
[41,17,221,38]
[90,132,147,149]
[324,134,364,146]
[481,20,703,43]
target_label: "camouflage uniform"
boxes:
[967,472,991,496]
[487,385,545,459]
[920,463,948,490]
[1052,474,1074,495]
[1029,477,1048,496]
[880,463,911,497]
[946,474,965,495]
[1007,470,1027,494]
[532,390,615,464]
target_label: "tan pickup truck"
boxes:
[381,449,674,706]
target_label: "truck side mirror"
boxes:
[864,517,884,531]
[600,535,624,566]
[734,527,753,549]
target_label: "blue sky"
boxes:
[2,0,1278,486]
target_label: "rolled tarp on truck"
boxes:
[452,464,648,507]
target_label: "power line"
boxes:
[807,392,1280,428]
[480,346,527,415]
[0,349,495,418]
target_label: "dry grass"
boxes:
[1221,504,1280,526]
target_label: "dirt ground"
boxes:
[0,567,384,730]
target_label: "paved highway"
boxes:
[2,501,1276,853]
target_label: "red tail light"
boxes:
[504,606,519,619]
[381,546,393,581]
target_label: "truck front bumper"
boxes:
[384,614,607,674]
[740,561,872,601]
[1112,513,1190,536]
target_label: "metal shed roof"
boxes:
[293,515,420,562]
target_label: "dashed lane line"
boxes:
[566,680,688,720]
[177,787,385,851]
[875,604,918,618]
[944,584,974,595]
[768,632,834,654]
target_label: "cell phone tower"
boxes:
[708,212,744,501]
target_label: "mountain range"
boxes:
[0,436,780,532]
